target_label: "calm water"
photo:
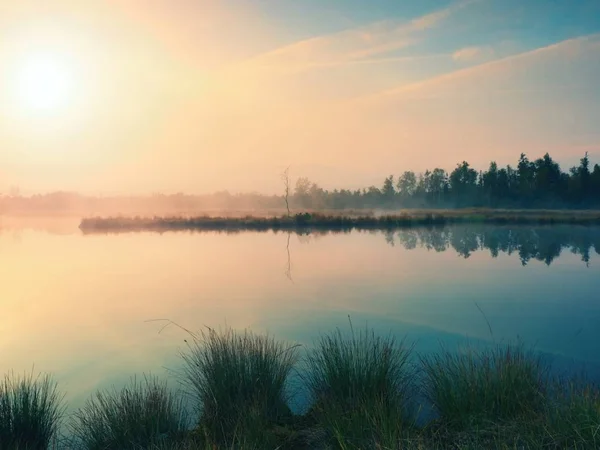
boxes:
[1,218,600,411]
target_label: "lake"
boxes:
[1,218,600,413]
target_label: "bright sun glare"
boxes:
[15,54,74,113]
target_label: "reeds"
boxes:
[79,209,600,234]
[70,375,188,450]
[0,371,64,450]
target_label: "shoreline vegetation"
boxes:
[2,152,600,217]
[2,325,599,449]
[79,209,600,234]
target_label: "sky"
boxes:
[0,0,599,195]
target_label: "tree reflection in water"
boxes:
[387,225,600,266]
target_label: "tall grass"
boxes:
[542,378,600,448]
[180,327,299,448]
[3,326,600,449]
[70,375,188,450]
[0,371,64,450]
[303,324,415,449]
[421,343,548,432]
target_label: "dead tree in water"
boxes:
[281,166,291,217]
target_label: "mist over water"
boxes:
[1,219,599,412]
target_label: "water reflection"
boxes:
[1,222,599,413]
[385,226,600,266]
[285,232,293,282]
[77,224,600,267]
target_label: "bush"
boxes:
[71,375,188,449]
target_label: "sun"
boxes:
[15,53,75,113]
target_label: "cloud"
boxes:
[452,45,495,62]
[173,9,599,187]
[237,0,476,75]
[366,33,600,100]
[162,27,600,193]
[314,33,600,172]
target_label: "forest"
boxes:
[292,152,600,210]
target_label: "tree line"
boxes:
[292,152,600,209]
[1,152,599,214]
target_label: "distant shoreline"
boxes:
[79,209,600,233]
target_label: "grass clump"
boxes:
[181,327,299,448]
[71,375,188,450]
[420,343,548,440]
[303,323,415,449]
[542,378,600,449]
[0,371,64,450]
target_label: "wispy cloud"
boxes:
[238,0,478,75]
[153,3,600,191]
[366,33,600,100]
[452,45,495,62]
